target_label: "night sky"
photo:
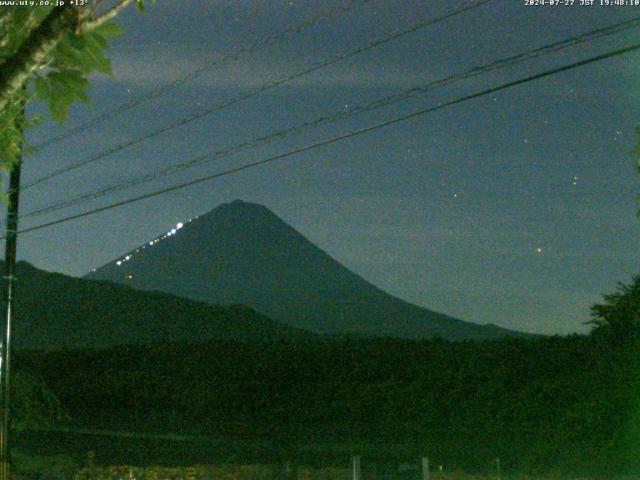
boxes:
[12,0,640,335]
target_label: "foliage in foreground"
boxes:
[0,1,153,177]
[589,274,640,344]
[14,274,640,478]
[16,331,640,478]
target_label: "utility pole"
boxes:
[421,457,430,480]
[0,111,24,480]
[352,455,361,480]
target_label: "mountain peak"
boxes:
[210,199,281,218]
[226,199,255,208]
[195,199,288,228]
[86,201,526,340]
[217,199,259,211]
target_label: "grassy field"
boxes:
[11,451,637,480]
[72,465,349,480]
[65,464,627,480]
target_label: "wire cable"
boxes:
[14,42,640,237]
[23,0,494,190]
[21,15,640,219]
[31,0,372,150]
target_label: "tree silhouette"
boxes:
[589,275,640,344]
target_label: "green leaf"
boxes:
[88,31,109,50]
[46,70,91,122]
[77,91,90,104]
[34,77,50,102]
[67,33,87,50]
[93,21,124,38]
[49,69,88,91]
[136,0,145,12]
[81,35,114,76]
[53,42,85,71]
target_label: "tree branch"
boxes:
[0,7,79,114]
[0,10,47,55]
[0,10,12,25]
[0,11,15,50]
[77,0,134,33]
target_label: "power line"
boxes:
[23,0,494,191]
[21,15,640,219]
[31,0,372,151]
[14,42,640,237]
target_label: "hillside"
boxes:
[4,261,313,349]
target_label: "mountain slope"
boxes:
[86,200,524,340]
[5,261,314,349]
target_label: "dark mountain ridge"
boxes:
[4,261,314,349]
[86,200,525,340]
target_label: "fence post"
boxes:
[421,457,429,480]
[352,455,361,480]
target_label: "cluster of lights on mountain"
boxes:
[109,217,198,268]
